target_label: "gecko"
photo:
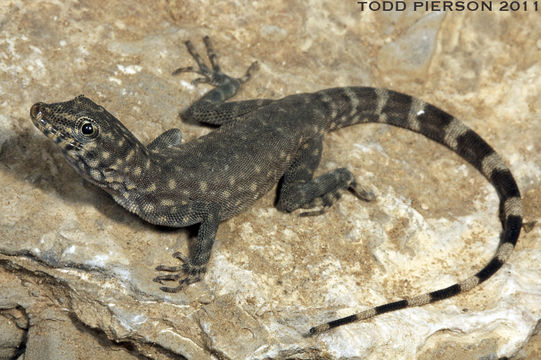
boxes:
[29,36,522,335]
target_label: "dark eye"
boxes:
[77,117,99,138]
[81,122,95,135]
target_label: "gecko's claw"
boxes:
[349,181,376,202]
[173,36,258,88]
[154,253,206,293]
[191,76,212,85]
[238,61,259,83]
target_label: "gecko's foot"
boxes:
[298,180,376,217]
[349,180,376,202]
[280,168,376,215]
[172,35,258,88]
[153,252,206,293]
[299,189,343,217]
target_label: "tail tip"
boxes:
[307,324,330,336]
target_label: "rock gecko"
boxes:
[30,37,522,335]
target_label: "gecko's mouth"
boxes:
[30,102,82,152]
[30,102,50,132]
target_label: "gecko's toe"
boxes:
[153,273,181,283]
[172,252,188,262]
[159,284,185,293]
[349,181,376,202]
[155,253,206,293]
[155,265,183,272]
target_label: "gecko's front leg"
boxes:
[173,36,271,126]
[153,205,220,292]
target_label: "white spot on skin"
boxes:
[200,181,208,192]
[90,169,101,180]
[168,179,176,190]
[145,183,157,192]
[158,216,167,223]
[126,150,135,161]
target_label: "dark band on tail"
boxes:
[309,87,522,336]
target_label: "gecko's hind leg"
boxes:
[276,137,375,215]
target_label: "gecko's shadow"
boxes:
[0,128,197,238]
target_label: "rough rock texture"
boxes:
[1,0,540,359]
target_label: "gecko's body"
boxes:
[30,37,522,335]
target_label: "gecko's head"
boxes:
[30,95,148,188]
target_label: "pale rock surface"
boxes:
[1,1,540,359]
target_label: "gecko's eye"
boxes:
[77,117,99,139]
[81,122,95,135]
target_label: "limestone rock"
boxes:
[1,0,540,359]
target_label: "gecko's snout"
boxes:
[30,102,44,121]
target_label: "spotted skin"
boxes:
[30,36,522,335]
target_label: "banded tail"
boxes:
[309,87,522,335]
